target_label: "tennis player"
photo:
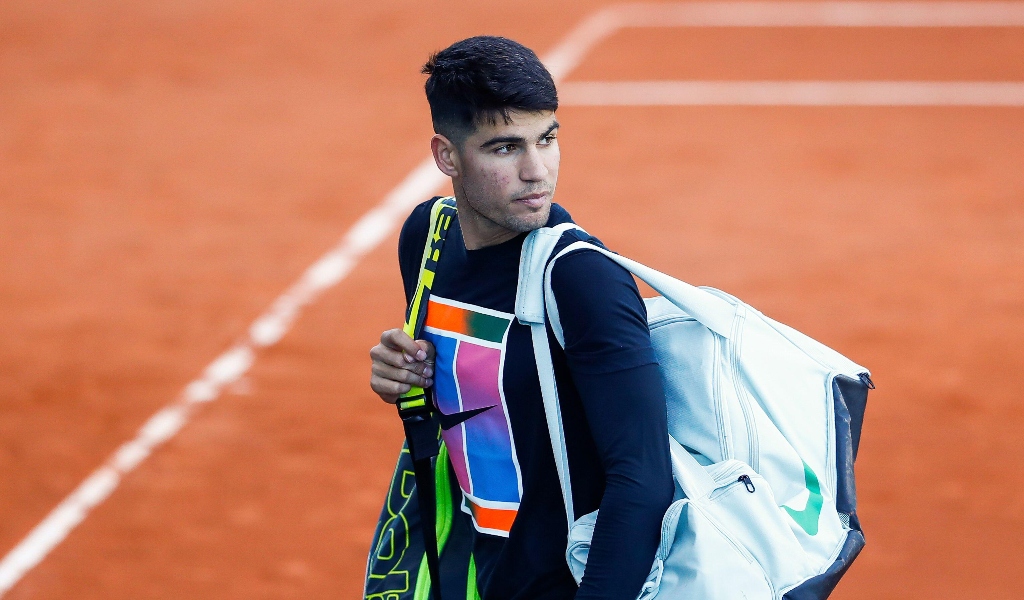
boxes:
[369,36,673,599]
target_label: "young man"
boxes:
[369,36,673,599]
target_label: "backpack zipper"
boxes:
[706,464,757,501]
[709,476,743,502]
[738,474,756,493]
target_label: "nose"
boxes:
[519,145,548,182]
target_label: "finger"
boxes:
[373,385,399,404]
[371,344,433,377]
[371,343,413,369]
[370,376,408,403]
[372,362,433,388]
[416,339,436,363]
[371,375,429,399]
[381,329,427,362]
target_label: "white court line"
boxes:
[610,1,1024,27]
[561,80,1024,106]
[542,2,1024,77]
[3,1,1023,595]
[548,2,1024,109]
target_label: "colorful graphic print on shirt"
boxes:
[422,295,522,537]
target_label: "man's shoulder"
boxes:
[399,197,445,253]
[543,203,603,254]
[402,196,444,232]
[550,226,611,271]
[397,197,446,296]
[546,202,574,228]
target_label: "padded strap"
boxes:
[515,223,582,325]
[398,196,457,600]
[398,197,457,412]
[522,231,732,520]
[516,224,582,529]
[530,321,575,526]
[545,241,736,339]
[521,227,745,528]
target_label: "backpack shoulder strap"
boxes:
[515,222,582,325]
[543,240,736,340]
[397,197,457,412]
[514,223,583,529]
[403,197,457,341]
[396,196,456,600]
[518,227,735,531]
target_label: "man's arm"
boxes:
[550,248,675,600]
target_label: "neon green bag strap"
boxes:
[403,197,482,600]
[398,196,457,411]
[395,197,457,600]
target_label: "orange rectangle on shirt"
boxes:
[425,300,468,334]
[466,498,517,534]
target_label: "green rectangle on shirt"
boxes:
[466,312,511,344]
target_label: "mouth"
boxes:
[514,192,549,209]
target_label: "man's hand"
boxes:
[370,329,436,404]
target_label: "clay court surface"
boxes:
[2,1,1023,598]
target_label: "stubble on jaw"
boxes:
[454,176,555,237]
[502,202,552,233]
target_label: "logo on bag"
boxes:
[782,461,824,536]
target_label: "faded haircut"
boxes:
[422,36,558,145]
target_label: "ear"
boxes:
[430,134,461,178]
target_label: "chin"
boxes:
[507,204,551,233]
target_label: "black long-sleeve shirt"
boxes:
[398,198,673,599]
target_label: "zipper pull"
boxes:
[738,474,755,493]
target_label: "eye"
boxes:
[540,134,557,146]
[495,144,516,155]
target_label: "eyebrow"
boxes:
[479,120,560,149]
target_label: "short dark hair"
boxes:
[422,36,558,144]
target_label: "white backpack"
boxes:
[515,224,871,599]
